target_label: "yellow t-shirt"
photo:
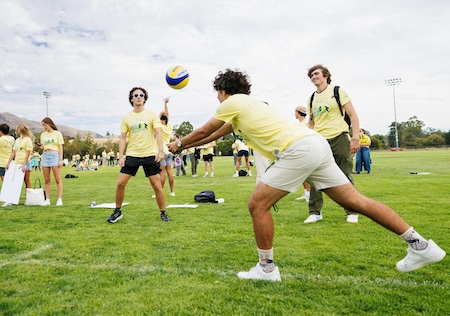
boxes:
[202,141,216,155]
[307,85,351,139]
[234,139,249,152]
[160,123,173,154]
[0,135,15,167]
[14,136,33,164]
[359,134,371,147]
[121,109,162,157]
[41,130,64,151]
[214,94,316,160]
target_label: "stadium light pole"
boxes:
[385,78,401,150]
[43,91,51,117]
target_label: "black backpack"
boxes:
[309,85,351,130]
[194,190,216,203]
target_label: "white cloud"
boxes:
[0,0,449,137]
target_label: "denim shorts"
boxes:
[42,151,60,167]
[159,153,173,167]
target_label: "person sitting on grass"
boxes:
[167,68,446,282]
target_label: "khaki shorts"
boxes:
[261,134,349,193]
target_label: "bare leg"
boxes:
[149,174,166,210]
[247,182,289,249]
[42,167,51,199]
[52,165,63,198]
[165,166,175,192]
[324,183,409,234]
[115,173,131,208]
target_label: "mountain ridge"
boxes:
[0,112,104,138]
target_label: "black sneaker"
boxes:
[160,212,170,222]
[107,209,123,223]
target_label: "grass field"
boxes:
[1,149,449,315]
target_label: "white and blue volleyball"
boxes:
[166,65,189,89]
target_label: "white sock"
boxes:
[304,189,310,197]
[257,247,275,273]
[399,227,428,250]
[204,172,208,176]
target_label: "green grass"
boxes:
[1,149,449,315]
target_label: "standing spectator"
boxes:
[108,149,115,166]
[158,97,175,196]
[232,141,238,166]
[102,150,107,167]
[305,64,360,223]
[355,128,371,174]
[173,133,186,176]
[174,154,184,176]
[201,141,216,177]
[167,68,446,281]
[4,124,34,206]
[40,117,64,206]
[75,153,81,167]
[232,138,252,177]
[0,124,15,184]
[107,86,169,223]
[187,147,198,177]
[31,152,41,171]
[294,106,311,202]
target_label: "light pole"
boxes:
[385,78,401,149]
[43,91,51,117]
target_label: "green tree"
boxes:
[173,121,194,136]
[423,134,445,147]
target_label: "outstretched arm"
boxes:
[167,118,231,152]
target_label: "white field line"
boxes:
[0,244,53,268]
[2,257,447,289]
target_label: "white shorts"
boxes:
[261,134,349,193]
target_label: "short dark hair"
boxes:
[307,64,332,84]
[0,123,10,135]
[213,69,251,95]
[128,87,148,106]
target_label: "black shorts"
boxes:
[0,167,5,177]
[237,150,249,157]
[120,156,161,177]
[203,154,214,162]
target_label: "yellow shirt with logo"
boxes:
[214,94,316,160]
[201,141,216,155]
[121,109,162,157]
[307,85,350,139]
[14,136,33,164]
[41,130,64,151]
[0,135,15,167]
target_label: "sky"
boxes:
[1,0,449,137]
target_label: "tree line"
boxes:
[17,116,448,160]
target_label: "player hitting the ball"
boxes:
[107,87,170,223]
[167,69,446,281]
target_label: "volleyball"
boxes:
[166,65,189,89]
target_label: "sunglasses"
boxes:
[134,93,145,98]
[297,111,307,117]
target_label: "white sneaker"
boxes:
[41,199,51,206]
[247,172,252,177]
[304,214,322,223]
[56,199,63,206]
[169,192,175,197]
[295,195,309,202]
[151,195,156,198]
[203,174,208,177]
[232,173,239,177]
[211,173,214,177]
[396,240,446,272]
[347,214,359,223]
[192,174,198,177]
[2,202,12,207]
[237,263,281,282]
